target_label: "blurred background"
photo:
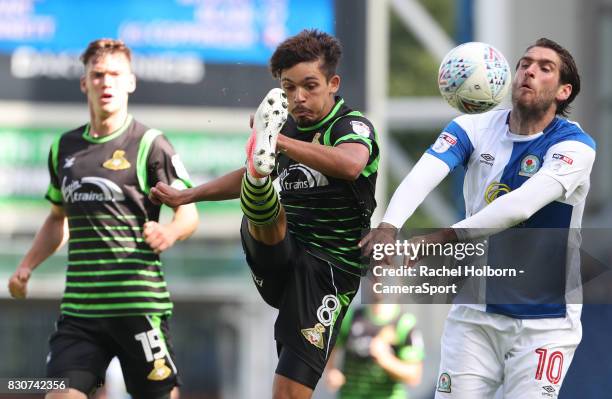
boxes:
[0,0,611,398]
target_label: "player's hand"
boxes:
[404,229,458,266]
[143,221,178,254]
[8,267,32,299]
[370,335,394,364]
[402,234,426,267]
[150,182,187,208]
[359,222,399,264]
[324,368,346,391]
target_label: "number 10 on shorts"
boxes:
[534,348,564,384]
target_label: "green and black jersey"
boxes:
[275,97,378,275]
[45,115,193,318]
[336,305,425,399]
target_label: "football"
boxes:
[438,42,511,114]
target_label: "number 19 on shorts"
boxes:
[135,329,168,362]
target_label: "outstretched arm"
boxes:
[276,135,369,181]
[144,203,199,254]
[453,140,595,240]
[151,167,244,207]
[382,153,450,228]
[405,174,566,251]
[8,204,68,298]
[359,153,449,255]
[452,173,564,240]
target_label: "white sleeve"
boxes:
[381,153,450,228]
[452,173,564,240]
[453,139,595,240]
[536,140,596,199]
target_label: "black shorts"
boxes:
[240,217,360,388]
[46,314,179,398]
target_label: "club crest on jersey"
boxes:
[147,359,172,381]
[103,150,131,171]
[518,154,540,177]
[437,372,451,393]
[350,120,371,138]
[432,132,457,154]
[301,323,326,350]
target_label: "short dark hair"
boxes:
[519,38,580,117]
[269,29,342,80]
[80,38,132,66]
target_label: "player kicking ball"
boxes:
[151,29,380,398]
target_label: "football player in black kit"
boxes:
[8,39,198,399]
[151,29,379,398]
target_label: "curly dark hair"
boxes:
[518,38,580,117]
[80,38,132,66]
[269,29,342,80]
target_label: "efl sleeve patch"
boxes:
[426,120,474,171]
[350,120,371,138]
[432,132,458,153]
[538,140,596,199]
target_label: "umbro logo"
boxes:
[64,157,75,168]
[541,385,556,397]
[479,153,495,166]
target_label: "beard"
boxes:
[511,86,557,118]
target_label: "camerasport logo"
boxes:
[61,176,125,203]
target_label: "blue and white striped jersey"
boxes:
[427,109,596,320]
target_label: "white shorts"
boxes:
[434,306,582,399]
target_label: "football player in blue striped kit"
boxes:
[362,38,594,399]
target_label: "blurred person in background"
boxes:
[361,38,594,398]
[7,38,197,399]
[150,29,380,398]
[325,302,424,399]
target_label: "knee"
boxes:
[272,374,313,399]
